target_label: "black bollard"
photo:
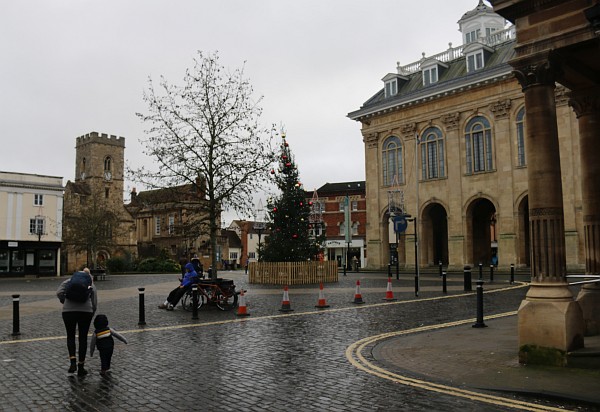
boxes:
[478,262,483,280]
[12,294,20,336]
[442,271,447,294]
[439,260,443,277]
[490,264,494,283]
[414,273,419,297]
[510,263,515,284]
[388,263,392,278]
[472,280,487,328]
[138,288,146,326]
[463,266,472,291]
[192,284,199,320]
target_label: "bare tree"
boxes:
[63,197,125,269]
[132,51,275,278]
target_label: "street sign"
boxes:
[393,215,408,233]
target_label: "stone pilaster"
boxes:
[513,61,584,357]
[570,87,600,335]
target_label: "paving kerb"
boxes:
[371,315,600,406]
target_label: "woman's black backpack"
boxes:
[65,272,93,302]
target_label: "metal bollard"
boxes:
[414,273,419,297]
[478,262,483,280]
[388,263,392,278]
[12,294,20,336]
[442,271,447,294]
[439,260,443,277]
[138,288,146,326]
[490,264,494,283]
[472,280,487,328]
[192,284,199,320]
[463,266,472,291]
[510,263,515,284]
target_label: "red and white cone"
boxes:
[315,283,330,309]
[383,277,397,301]
[236,290,250,317]
[279,285,294,312]
[353,280,365,304]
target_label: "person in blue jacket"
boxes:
[158,263,199,310]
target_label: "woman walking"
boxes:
[56,268,97,376]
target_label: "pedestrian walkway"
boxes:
[370,314,600,406]
[1,271,599,411]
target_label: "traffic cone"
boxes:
[353,280,365,304]
[383,277,397,301]
[279,285,294,312]
[315,283,330,309]
[236,290,250,317]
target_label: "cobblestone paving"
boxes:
[0,271,590,411]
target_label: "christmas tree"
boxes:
[260,131,321,262]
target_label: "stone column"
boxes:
[513,61,584,361]
[570,87,600,336]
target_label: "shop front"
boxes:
[325,239,364,270]
[0,240,61,277]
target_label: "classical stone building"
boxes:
[62,132,137,272]
[125,180,214,268]
[348,2,585,275]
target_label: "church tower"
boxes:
[63,131,136,272]
[74,132,126,211]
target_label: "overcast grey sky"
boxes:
[2,0,485,224]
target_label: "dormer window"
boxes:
[385,79,398,97]
[463,42,493,73]
[382,73,408,99]
[421,60,447,86]
[467,51,484,72]
[423,67,438,86]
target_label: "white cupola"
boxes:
[458,0,506,45]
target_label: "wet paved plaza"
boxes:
[1,271,598,411]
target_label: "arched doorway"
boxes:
[422,203,448,265]
[517,195,530,267]
[467,198,496,266]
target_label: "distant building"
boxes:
[222,229,242,269]
[126,177,214,267]
[0,171,64,276]
[306,181,366,268]
[228,220,269,267]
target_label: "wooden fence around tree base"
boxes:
[248,261,338,285]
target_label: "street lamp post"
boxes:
[405,216,419,297]
[253,202,266,262]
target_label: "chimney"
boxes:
[131,187,137,203]
[195,174,207,199]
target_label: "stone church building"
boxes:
[62,132,137,272]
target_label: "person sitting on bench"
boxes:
[158,263,200,311]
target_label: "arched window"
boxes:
[465,116,493,174]
[104,156,112,172]
[516,107,526,167]
[420,127,445,180]
[382,136,403,186]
